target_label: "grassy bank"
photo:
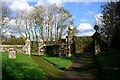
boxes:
[97,49,120,80]
[32,56,64,78]
[1,53,45,79]
[42,56,72,70]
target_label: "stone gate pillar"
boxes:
[67,25,74,57]
[92,25,101,55]
[25,35,31,55]
[38,39,45,55]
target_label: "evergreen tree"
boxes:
[101,1,120,48]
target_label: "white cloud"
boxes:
[76,23,95,36]
[9,0,31,13]
[36,0,64,6]
[77,23,93,32]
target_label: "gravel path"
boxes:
[63,53,100,80]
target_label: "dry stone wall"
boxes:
[0,45,24,53]
[0,37,31,55]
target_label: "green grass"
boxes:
[32,56,64,78]
[97,49,120,80]
[1,53,45,79]
[0,53,2,80]
[42,56,72,70]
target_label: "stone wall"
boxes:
[0,36,31,55]
[0,45,24,53]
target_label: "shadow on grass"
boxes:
[2,59,44,79]
[96,49,120,80]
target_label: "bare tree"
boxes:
[0,3,11,44]
[14,3,74,45]
[34,4,73,44]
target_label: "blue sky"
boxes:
[3,0,107,36]
[63,2,106,27]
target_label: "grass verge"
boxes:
[32,56,64,78]
[42,56,72,70]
